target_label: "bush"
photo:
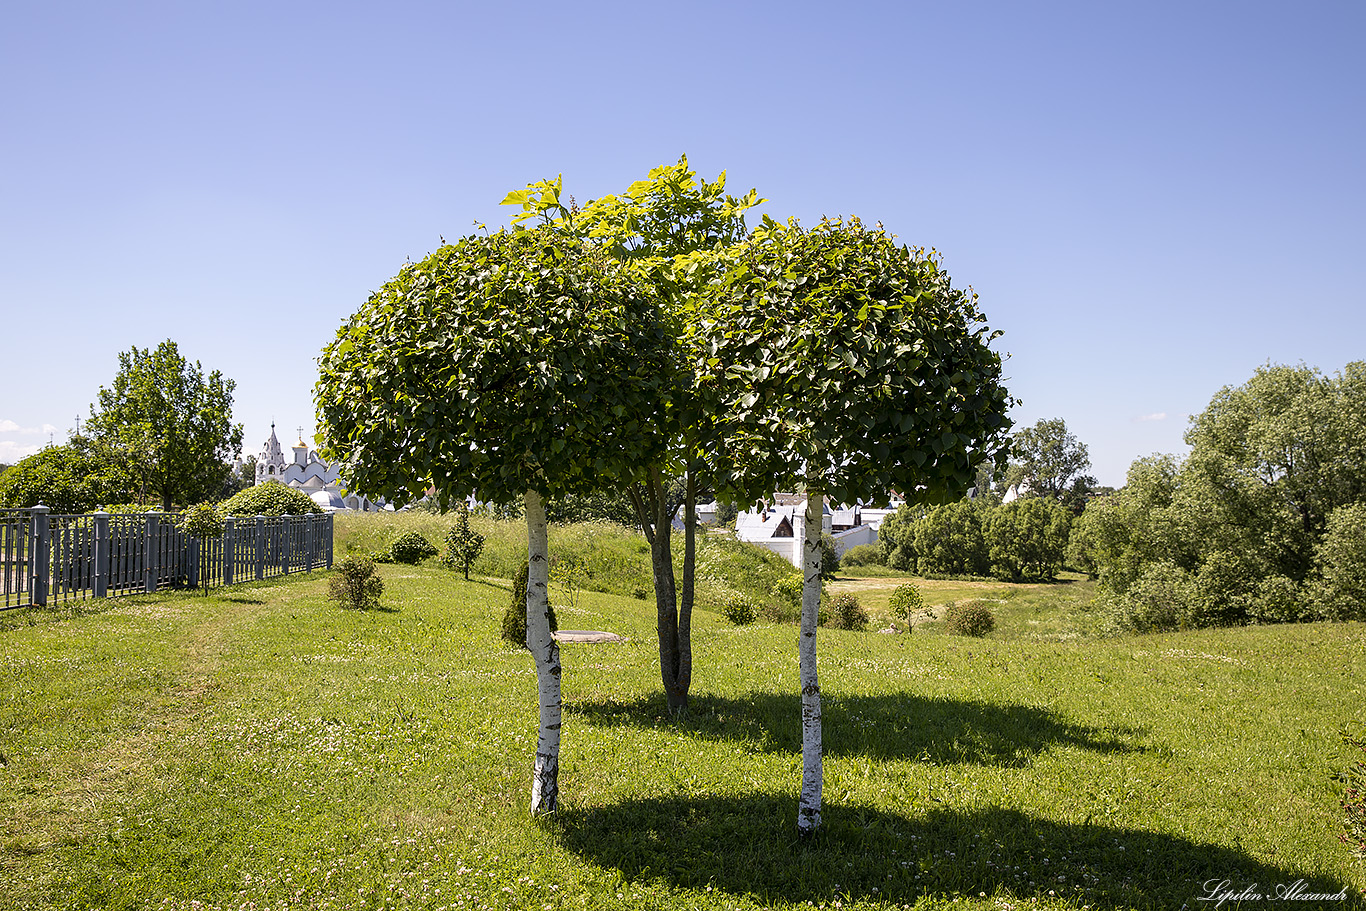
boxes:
[771,574,804,612]
[944,600,995,637]
[1342,729,1366,862]
[1247,575,1309,624]
[328,554,384,610]
[1112,562,1197,633]
[840,543,882,568]
[888,583,924,623]
[388,531,437,564]
[501,561,558,649]
[826,592,868,631]
[720,593,757,626]
[221,480,324,517]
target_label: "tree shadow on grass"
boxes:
[553,793,1357,910]
[568,691,1142,767]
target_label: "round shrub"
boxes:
[388,531,437,564]
[721,593,757,626]
[840,543,882,568]
[328,554,384,610]
[888,583,924,623]
[944,600,995,637]
[827,592,868,631]
[221,480,324,517]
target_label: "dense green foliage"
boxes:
[838,542,882,567]
[315,225,675,510]
[720,593,757,625]
[0,438,138,513]
[327,554,384,610]
[878,497,1071,582]
[944,600,996,637]
[699,216,1012,508]
[825,591,868,630]
[84,340,243,512]
[387,531,437,564]
[220,480,323,517]
[1008,417,1096,511]
[1079,362,1366,630]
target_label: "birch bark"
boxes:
[525,489,561,814]
[797,487,824,834]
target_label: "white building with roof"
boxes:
[735,492,904,567]
[254,424,383,512]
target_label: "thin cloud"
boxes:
[1136,412,1167,422]
[0,421,58,435]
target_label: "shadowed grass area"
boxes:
[555,794,1346,910]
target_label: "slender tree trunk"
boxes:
[677,470,696,705]
[631,472,688,713]
[524,489,561,815]
[797,486,823,835]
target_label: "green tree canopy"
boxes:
[1009,417,1095,510]
[85,340,243,511]
[1080,361,1366,628]
[0,437,138,514]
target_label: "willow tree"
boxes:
[315,226,673,814]
[502,157,763,713]
[700,217,1013,833]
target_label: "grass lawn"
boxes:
[1,560,1362,910]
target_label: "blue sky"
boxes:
[3,1,1362,488]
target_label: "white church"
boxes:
[254,424,384,512]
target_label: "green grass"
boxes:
[1,553,1363,910]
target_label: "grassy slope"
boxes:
[1,553,1362,910]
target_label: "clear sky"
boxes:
[3,1,1362,488]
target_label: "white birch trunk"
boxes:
[525,489,561,815]
[797,487,823,834]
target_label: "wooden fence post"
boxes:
[93,511,110,599]
[29,505,50,607]
[255,516,266,581]
[223,517,235,587]
[144,511,160,594]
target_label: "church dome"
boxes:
[310,489,347,511]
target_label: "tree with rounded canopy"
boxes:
[314,226,674,814]
[699,216,1013,833]
[85,340,243,512]
[502,158,763,713]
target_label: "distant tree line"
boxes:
[1071,361,1366,629]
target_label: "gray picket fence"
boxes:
[0,507,333,609]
